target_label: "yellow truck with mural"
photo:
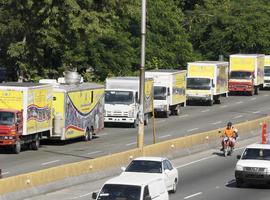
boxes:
[0,83,53,153]
[145,70,186,118]
[263,55,270,88]
[229,54,264,95]
[51,81,104,141]
[186,61,229,106]
[104,77,154,128]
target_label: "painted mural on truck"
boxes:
[64,89,104,139]
[172,73,186,105]
[144,79,154,113]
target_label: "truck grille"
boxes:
[107,111,129,117]
[244,167,266,173]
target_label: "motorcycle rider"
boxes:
[221,122,237,151]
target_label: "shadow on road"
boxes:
[226,179,270,189]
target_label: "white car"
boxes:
[121,156,179,193]
[235,143,270,187]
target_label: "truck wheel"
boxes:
[208,100,213,106]
[174,107,180,116]
[254,87,259,95]
[32,137,40,150]
[13,140,21,154]
[84,128,93,141]
[132,118,138,128]
[235,179,243,188]
[144,114,149,126]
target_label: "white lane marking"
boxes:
[41,160,60,166]
[177,146,246,169]
[159,119,166,123]
[233,115,243,119]
[264,94,269,97]
[98,133,108,136]
[126,142,136,146]
[250,97,256,101]
[184,192,202,199]
[201,109,210,113]
[211,121,222,125]
[70,192,92,199]
[252,111,260,114]
[87,150,102,155]
[1,171,10,175]
[236,101,243,104]
[158,134,171,139]
[179,114,189,118]
[221,105,228,108]
[187,128,199,132]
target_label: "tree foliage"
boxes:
[0,0,270,81]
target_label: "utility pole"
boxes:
[137,0,146,150]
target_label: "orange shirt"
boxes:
[224,128,235,138]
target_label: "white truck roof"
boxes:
[53,82,104,92]
[230,54,265,57]
[187,61,228,65]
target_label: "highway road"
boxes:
[1,90,270,177]
[24,137,270,200]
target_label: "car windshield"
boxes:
[0,112,15,125]
[105,91,134,105]
[97,184,141,200]
[264,67,270,76]
[125,160,162,173]
[230,71,252,79]
[154,86,166,100]
[187,78,211,90]
[241,148,270,161]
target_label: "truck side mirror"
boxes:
[167,88,170,96]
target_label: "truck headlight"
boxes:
[235,165,243,171]
[129,110,134,118]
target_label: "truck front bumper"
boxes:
[187,95,211,101]
[104,117,135,123]
[0,140,15,146]
[235,170,270,184]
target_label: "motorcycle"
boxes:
[222,137,234,157]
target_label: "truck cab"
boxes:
[264,66,270,88]
[0,109,23,153]
[153,85,170,115]
[229,71,255,94]
[104,89,139,127]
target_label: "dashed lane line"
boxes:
[158,134,171,139]
[187,128,199,132]
[184,192,202,199]
[41,160,60,166]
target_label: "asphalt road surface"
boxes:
[1,90,270,177]
[24,137,270,200]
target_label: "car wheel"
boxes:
[171,179,177,193]
[235,179,243,188]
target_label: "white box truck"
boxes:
[145,70,186,118]
[229,54,264,95]
[186,61,229,106]
[104,77,154,128]
[264,55,270,88]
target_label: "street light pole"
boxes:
[137,0,146,150]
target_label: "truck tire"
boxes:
[164,111,169,118]
[84,128,93,141]
[208,100,213,106]
[132,117,138,128]
[13,140,21,154]
[254,87,259,95]
[174,106,180,116]
[32,137,40,150]
[144,114,149,126]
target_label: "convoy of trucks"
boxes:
[264,55,270,88]
[0,72,105,153]
[186,61,229,106]
[145,70,186,117]
[0,53,270,153]
[229,54,264,95]
[104,77,154,128]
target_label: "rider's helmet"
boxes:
[227,122,232,127]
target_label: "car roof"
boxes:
[133,156,166,162]
[245,143,270,150]
[105,173,163,186]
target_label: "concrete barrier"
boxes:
[0,116,269,198]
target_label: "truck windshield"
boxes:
[105,91,134,105]
[264,67,270,76]
[241,148,270,161]
[0,112,15,125]
[187,78,211,90]
[154,86,167,100]
[97,184,141,200]
[230,71,252,79]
